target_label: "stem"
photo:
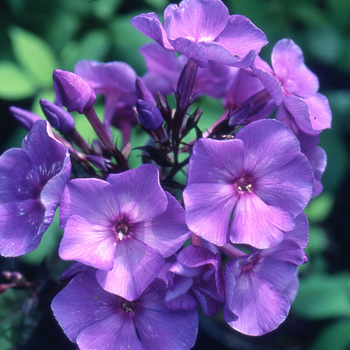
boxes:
[190,233,202,246]
[219,243,247,259]
[84,106,115,149]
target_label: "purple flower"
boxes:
[53,69,96,113]
[52,268,198,350]
[183,119,314,249]
[223,214,308,336]
[59,164,191,300]
[9,106,42,131]
[0,120,71,257]
[131,0,267,68]
[165,244,224,317]
[253,39,332,134]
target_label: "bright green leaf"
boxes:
[310,319,350,350]
[304,192,334,223]
[9,26,58,88]
[0,61,36,99]
[293,274,350,319]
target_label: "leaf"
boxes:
[0,61,36,99]
[310,319,350,350]
[304,192,334,223]
[9,26,58,88]
[293,274,350,319]
[144,0,168,10]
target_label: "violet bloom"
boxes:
[0,120,71,256]
[165,244,224,317]
[183,119,314,249]
[253,39,332,134]
[131,0,267,68]
[52,269,198,350]
[59,164,191,301]
[74,60,137,130]
[223,214,308,336]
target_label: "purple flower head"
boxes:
[74,60,137,128]
[131,0,268,68]
[9,106,42,131]
[40,99,75,135]
[53,69,96,114]
[52,268,198,350]
[253,39,332,134]
[184,119,314,249]
[164,244,224,317]
[59,164,191,301]
[0,120,71,257]
[223,214,308,336]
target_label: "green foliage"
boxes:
[304,193,334,224]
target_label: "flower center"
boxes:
[121,300,137,314]
[236,176,252,192]
[115,220,131,241]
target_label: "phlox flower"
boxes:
[0,120,71,256]
[184,119,314,248]
[52,268,198,350]
[131,0,267,68]
[58,164,191,301]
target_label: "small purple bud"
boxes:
[136,99,163,130]
[40,99,75,135]
[9,106,42,130]
[228,103,253,126]
[136,77,156,105]
[52,69,96,113]
[86,155,111,172]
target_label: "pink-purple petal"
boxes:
[164,0,229,43]
[96,238,164,301]
[230,193,295,249]
[130,12,173,50]
[58,215,116,271]
[304,93,332,132]
[106,164,167,223]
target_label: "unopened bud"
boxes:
[136,99,163,130]
[9,106,42,130]
[40,99,75,135]
[53,69,96,113]
[136,78,156,105]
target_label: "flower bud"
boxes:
[136,77,156,105]
[136,99,163,130]
[53,69,96,113]
[9,106,42,130]
[40,99,75,135]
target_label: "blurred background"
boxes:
[0,0,349,349]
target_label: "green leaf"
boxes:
[0,61,36,99]
[293,274,350,319]
[144,0,168,10]
[304,192,334,223]
[310,319,350,350]
[9,26,58,88]
[91,0,122,20]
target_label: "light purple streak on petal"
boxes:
[272,39,319,97]
[215,15,268,65]
[51,268,119,342]
[133,192,190,258]
[184,183,237,246]
[130,13,173,50]
[77,313,143,350]
[59,178,119,230]
[164,0,229,43]
[255,154,314,216]
[236,119,302,177]
[225,261,290,336]
[251,60,283,105]
[106,164,167,223]
[255,240,306,291]
[231,193,294,249]
[96,238,164,301]
[284,213,309,249]
[59,215,116,271]
[187,138,245,184]
[135,305,198,350]
[304,93,332,131]
[74,60,137,94]
[169,37,208,67]
[0,200,45,257]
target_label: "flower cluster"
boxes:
[1,0,331,349]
